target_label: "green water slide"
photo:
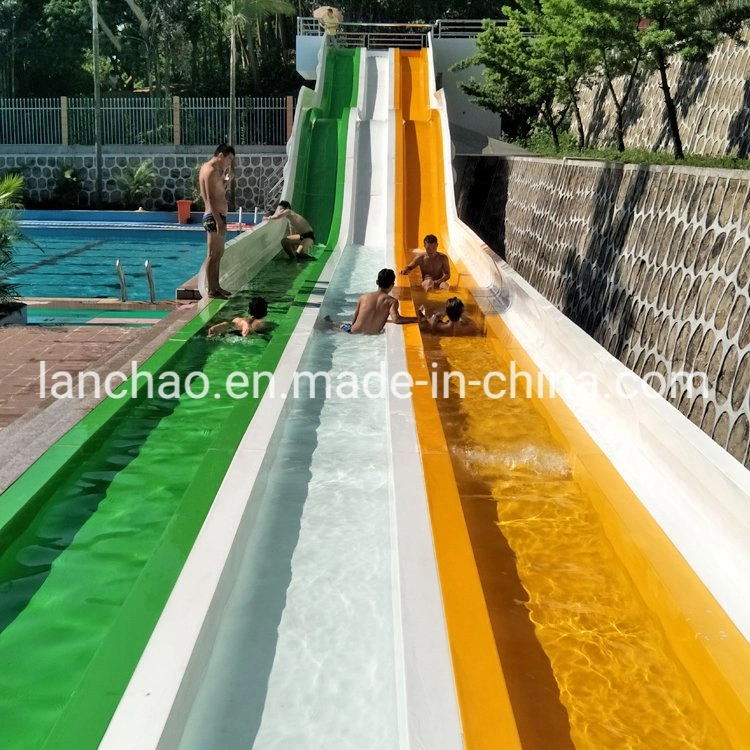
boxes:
[291,47,360,245]
[0,47,359,750]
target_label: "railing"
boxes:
[297,19,432,49]
[0,96,292,146]
[180,97,290,146]
[297,18,509,43]
[0,97,61,144]
[433,19,507,38]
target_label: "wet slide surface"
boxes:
[395,48,743,749]
[0,49,359,750]
[176,49,403,750]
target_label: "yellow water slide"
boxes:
[393,47,750,750]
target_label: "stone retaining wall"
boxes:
[456,155,750,467]
[0,150,287,211]
[579,29,750,157]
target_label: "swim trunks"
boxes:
[300,230,315,242]
[340,323,352,333]
[202,212,227,233]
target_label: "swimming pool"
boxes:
[10,226,207,301]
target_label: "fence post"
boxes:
[286,95,294,142]
[61,96,69,146]
[173,95,181,146]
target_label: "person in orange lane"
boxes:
[325,268,417,334]
[399,233,450,291]
[199,143,235,299]
[418,297,479,336]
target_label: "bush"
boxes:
[116,160,158,209]
[54,163,85,208]
[523,134,750,170]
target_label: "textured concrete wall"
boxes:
[0,152,286,211]
[579,29,750,157]
[456,155,750,467]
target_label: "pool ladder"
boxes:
[115,259,157,303]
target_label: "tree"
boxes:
[0,173,23,307]
[453,20,548,142]
[453,6,589,150]
[0,0,26,96]
[522,0,597,149]
[578,0,643,151]
[31,0,93,94]
[229,0,295,94]
[636,0,750,159]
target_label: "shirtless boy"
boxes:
[208,296,269,337]
[266,200,316,260]
[419,297,479,336]
[199,143,235,299]
[399,234,450,291]
[328,268,417,334]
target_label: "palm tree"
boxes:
[0,173,23,307]
[228,0,296,112]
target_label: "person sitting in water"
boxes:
[418,297,479,336]
[208,296,269,337]
[265,200,316,260]
[325,268,417,334]
[399,234,451,291]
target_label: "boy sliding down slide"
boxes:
[325,268,417,334]
[399,234,451,291]
[208,296,269,337]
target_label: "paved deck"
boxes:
[0,301,201,493]
[0,325,138,427]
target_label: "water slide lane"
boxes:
[0,51,358,750]
[290,47,359,245]
[176,51,403,740]
[394,47,522,750]
[394,47,750,749]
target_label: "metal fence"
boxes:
[297,18,432,49]
[0,96,292,146]
[180,97,289,146]
[0,97,62,144]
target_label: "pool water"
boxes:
[10,227,207,301]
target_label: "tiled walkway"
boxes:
[0,303,199,493]
[0,325,139,427]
